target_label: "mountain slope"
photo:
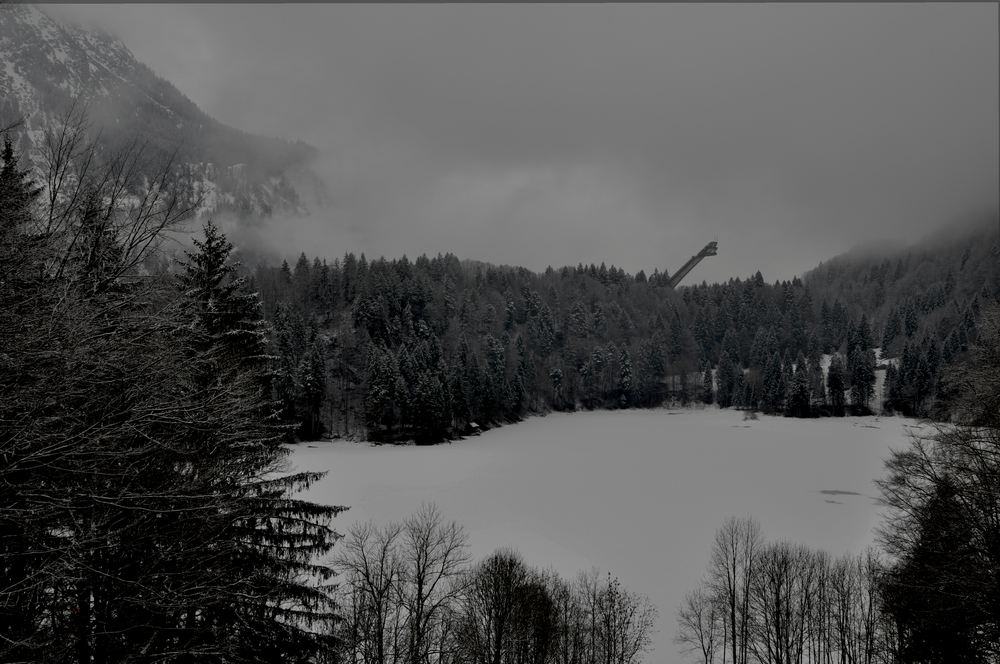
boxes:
[804,213,999,355]
[0,3,322,220]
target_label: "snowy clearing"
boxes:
[289,407,915,662]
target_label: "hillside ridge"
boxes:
[0,3,323,222]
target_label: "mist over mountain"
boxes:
[0,4,325,224]
[805,213,999,323]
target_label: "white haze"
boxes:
[48,3,999,282]
[289,408,913,662]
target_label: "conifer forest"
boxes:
[254,213,997,443]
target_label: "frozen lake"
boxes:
[289,407,914,662]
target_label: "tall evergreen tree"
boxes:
[882,307,902,350]
[786,352,812,418]
[701,360,714,406]
[717,351,737,408]
[882,482,991,664]
[178,219,267,368]
[297,337,329,440]
[0,132,41,236]
[618,345,633,407]
[827,354,848,416]
[761,352,783,414]
[849,346,877,413]
[0,130,43,302]
[175,221,346,659]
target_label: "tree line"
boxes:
[676,517,891,664]
[333,504,657,664]
[247,214,997,442]
[676,298,1000,663]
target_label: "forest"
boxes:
[248,210,998,443]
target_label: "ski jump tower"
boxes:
[666,241,718,288]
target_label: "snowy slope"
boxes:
[0,4,316,221]
[1,5,142,139]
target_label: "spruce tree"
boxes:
[0,132,43,294]
[762,351,783,414]
[881,482,991,664]
[884,363,900,412]
[570,299,589,339]
[914,352,933,415]
[178,219,267,368]
[550,367,564,407]
[0,133,41,235]
[0,131,49,663]
[882,307,902,350]
[717,351,736,408]
[827,354,848,416]
[749,327,768,369]
[857,312,875,350]
[618,346,633,406]
[701,359,714,405]
[849,346,877,414]
[786,352,812,417]
[175,221,346,658]
[297,338,329,440]
[451,366,470,431]
[778,350,793,411]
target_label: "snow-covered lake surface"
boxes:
[289,407,915,662]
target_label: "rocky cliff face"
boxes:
[1,4,323,221]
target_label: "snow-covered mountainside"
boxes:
[0,4,323,221]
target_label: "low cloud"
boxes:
[56,3,999,280]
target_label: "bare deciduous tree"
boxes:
[675,586,722,664]
[681,520,899,664]
[547,572,589,664]
[335,520,406,664]
[456,548,531,664]
[401,503,472,664]
[37,100,195,288]
[708,516,761,664]
[594,574,657,664]
[334,504,472,664]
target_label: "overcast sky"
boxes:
[54,4,998,284]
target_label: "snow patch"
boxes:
[289,408,911,661]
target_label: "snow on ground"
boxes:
[821,349,894,413]
[289,407,915,663]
